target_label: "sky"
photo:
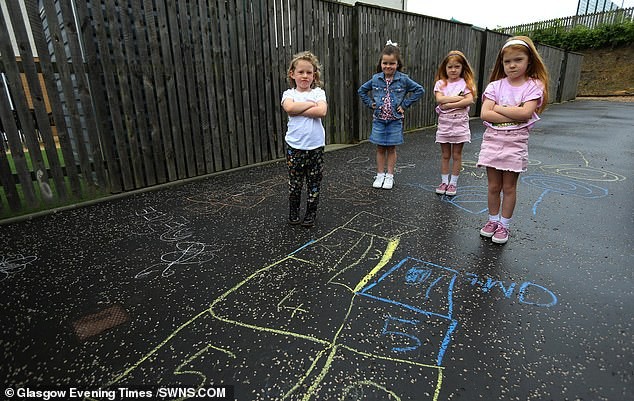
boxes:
[406,0,633,29]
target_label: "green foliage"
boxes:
[515,21,634,51]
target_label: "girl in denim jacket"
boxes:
[358,41,425,189]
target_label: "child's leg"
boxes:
[486,167,503,216]
[500,171,520,221]
[440,143,451,177]
[376,145,386,173]
[450,143,464,178]
[385,146,397,175]
[302,147,324,226]
[287,147,304,224]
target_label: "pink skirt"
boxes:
[477,127,530,172]
[436,111,471,143]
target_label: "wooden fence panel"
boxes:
[118,0,156,186]
[131,0,167,184]
[5,2,66,202]
[560,52,584,101]
[73,0,121,192]
[198,1,222,172]
[0,5,39,207]
[89,0,135,190]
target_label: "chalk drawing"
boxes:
[36,169,53,200]
[131,206,193,241]
[94,212,557,401]
[186,175,286,215]
[521,174,608,215]
[346,156,370,164]
[405,183,489,214]
[326,178,378,206]
[410,152,621,216]
[135,241,224,279]
[539,151,626,182]
[0,254,37,282]
[131,207,223,280]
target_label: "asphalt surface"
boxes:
[1,99,633,401]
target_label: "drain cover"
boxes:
[72,304,129,341]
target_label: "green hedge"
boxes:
[513,21,634,51]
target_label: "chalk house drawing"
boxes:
[92,211,556,401]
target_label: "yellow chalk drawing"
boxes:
[101,212,450,400]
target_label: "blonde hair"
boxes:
[435,50,477,98]
[287,51,322,89]
[490,36,550,113]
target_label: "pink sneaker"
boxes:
[492,225,510,244]
[436,183,448,194]
[445,184,457,196]
[480,220,499,238]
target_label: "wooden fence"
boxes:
[0,0,583,218]
[500,7,634,35]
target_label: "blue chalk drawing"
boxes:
[358,258,459,366]
[405,183,488,214]
[521,174,608,215]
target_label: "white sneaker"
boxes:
[372,173,385,188]
[382,174,394,189]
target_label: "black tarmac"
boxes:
[1,99,633,401]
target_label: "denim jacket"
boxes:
[357,71,425,120]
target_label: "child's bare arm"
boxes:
[301,101,328,118]
[282,99,317,116]
[492,99,539,121]
[480,98,514,123]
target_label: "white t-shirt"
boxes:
[281,87,326,150]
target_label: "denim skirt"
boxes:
[369,119,403,146]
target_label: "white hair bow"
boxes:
[385,40,398,47]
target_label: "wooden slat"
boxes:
[190,0,214,173]
[71,0,120,193]
[216,1,240,168]
[132,0,167,184]
[177,1,204,176]
[208,0,231,170]
[118,0,156,186]
[259,0,277,161]
[225,1,247,167]
[57,0,108,190]
[197,0,222,172]
[102,0,145,188]
[156,0,186,179]
[166,0,193,177]
[141,0,175,182]
[90,0,135,190]
[246,0,264,164]
[235,1,254,166]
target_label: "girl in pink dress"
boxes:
[478,36,549,244]
[433,50,477,196]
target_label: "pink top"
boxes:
[434,78,471,114]
[482,78,544,130]
[378,78,398,121]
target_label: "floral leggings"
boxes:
[286,146,324,207]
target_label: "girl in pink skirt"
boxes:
[433,50,477,196]
[478,36,549,244]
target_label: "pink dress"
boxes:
[434,78,471,144]
[477,78,544,172]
